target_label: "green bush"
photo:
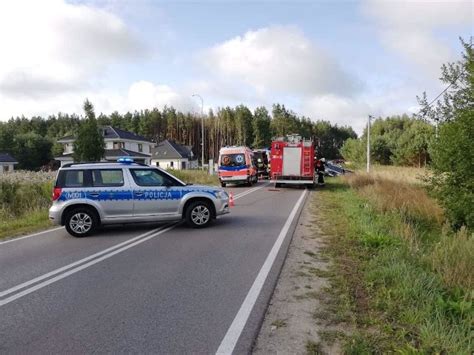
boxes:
[420,40,473,230]
[429,110,474,229]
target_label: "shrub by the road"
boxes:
[429,109,473,229]
[421,40,473,230]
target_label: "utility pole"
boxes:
[192,94,204,170]
[367,115,372,173]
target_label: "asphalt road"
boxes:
[0,182,308,354]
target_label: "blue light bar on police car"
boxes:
[117,157,134,164]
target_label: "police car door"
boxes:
[129,168,182,218]
[90,169,134,219]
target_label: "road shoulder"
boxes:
[253,190,350,354]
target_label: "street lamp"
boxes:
[367,115,373,173]
[192,94,204,170]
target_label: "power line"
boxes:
[417,41,472,118]
[417,70,463,118]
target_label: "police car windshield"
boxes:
[220,154,246,167]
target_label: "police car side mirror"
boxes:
[163,180,174,188]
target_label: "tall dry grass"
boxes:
[343,167,473,293]
[0,170,56,238]
[1,171,55,218]
[431,226,474,290]
[365,165,430,185]
[344,172,444,226]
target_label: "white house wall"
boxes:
[151,158,193,170]
[0,163,16,173]
[64,139,152,155]
[63,143,74,154]
[188,160,199,169]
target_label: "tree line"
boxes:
[0,103,357,170]
[341,114,434,167]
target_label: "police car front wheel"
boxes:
[65,207,98,237]
[185,201,212,228]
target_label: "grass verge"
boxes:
[315,175,472,353]
[0,209,53,240]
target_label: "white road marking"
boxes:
[0,184,265,246]
[0,183,267,307]
[0,224,177,307]
[0,227,64,245]
[0,224,170,299]
[233,183,269,201]
[216,189,308,355]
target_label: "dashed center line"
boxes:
[0,183,269,307]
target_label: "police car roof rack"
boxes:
[62,161,149,168]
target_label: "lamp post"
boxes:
[367,115,373,173]
[192,94,204,169]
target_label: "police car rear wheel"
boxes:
[186,201,212,228]
[65,208,98,237]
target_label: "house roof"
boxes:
[57,126,151,143]
[0,152,18,163]
[57,135,75,142]
[151,140,194,160]
[105,148,151,158]
[55,149,151,160]
[106,126,150,142]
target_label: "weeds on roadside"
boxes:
[0,173,55,238]
[271,319,287,329]
[305,340,323,355]
[315,172,472,353]
[430,226,473,290]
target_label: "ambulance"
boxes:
[218,146,258,187]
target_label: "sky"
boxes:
[0,0,472,134]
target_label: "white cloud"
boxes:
[362,0,472,76]
[302,95,372,134]
[200,26,360,97]
[127,81,197,112]
[0,80,197,120]
[0,0,145,98]
[301,84,431,135]
[363,0,472,28]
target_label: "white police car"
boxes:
[49,158,230,237]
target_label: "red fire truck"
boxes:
[270,134,316,187]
